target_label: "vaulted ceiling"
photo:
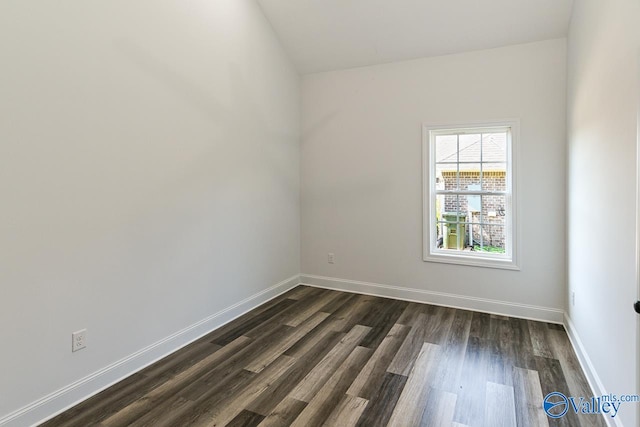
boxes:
[257,0,574,74]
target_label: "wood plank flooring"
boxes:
[41,286,606,427]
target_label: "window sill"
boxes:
[423,251,520,271]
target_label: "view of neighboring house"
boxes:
[435,132,507,253]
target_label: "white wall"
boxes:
[301,39,567,316]
[567,0,640,425]
[0,0,300,422]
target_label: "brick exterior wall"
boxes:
[439,171,506,249]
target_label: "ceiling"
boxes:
[256,0,574,74]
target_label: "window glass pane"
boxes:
[437,220,470,251]
[437,168,458,190]
[458,134,481,162]
[439,195,471,251]
[466,191,481,213]
[482,133,507,163]
[442,194,460,216]
[474,225,506,253]
[435,135,458,163]
[481,164,507,191]
[436,221,465,251]
[475,196,508,253]
[435,221,444,248]
[481,195,507,224]
[454,195,471,218]
[458,167,481,191]
[469,222,482,248]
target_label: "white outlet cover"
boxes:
[72,329,87,352]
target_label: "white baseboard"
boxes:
[0,274,300,427]
[563,314,621,427]
[300,274,564,324]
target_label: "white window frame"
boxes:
[422,119,520,270]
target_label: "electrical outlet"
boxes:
[571,291,575,306]
[72,329,87,352]
[328,252,335,264]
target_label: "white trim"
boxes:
[420,251,520,270]
[422,119,521,271]
[563,313,621,427]
[636,48,640,427]
[0,274,300,427]
[300,274,563,323]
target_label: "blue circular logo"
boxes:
[544,392,569,418]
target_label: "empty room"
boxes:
[1,0,639,426]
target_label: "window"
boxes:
[423,120,519,270]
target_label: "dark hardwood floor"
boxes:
[41,286,606,427]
